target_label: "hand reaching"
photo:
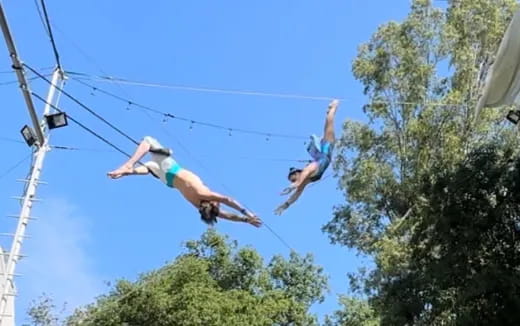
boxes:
[245,216,262,228]
[274,203,288,216]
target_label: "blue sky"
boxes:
[0,1,410,323]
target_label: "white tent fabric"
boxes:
[476,9,520,115]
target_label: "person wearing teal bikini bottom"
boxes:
[275,99,339,215]
[108,136,261,227]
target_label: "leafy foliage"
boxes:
[324,296,379,326]
[324,0,520,324]
[57,230,327,326]
[24,294,64,326]
[376,143,520,325]
[325,0,517,255]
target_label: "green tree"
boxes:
[377,143,520,325]
[323,0,519,324]
[58,230,328,326]
[324,296,379,326]
[326,0,517,255]
[24,294,64,326]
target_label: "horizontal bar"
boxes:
[0,272,21,277]
[10,196,42,202]
[0,233,30,239]
[16,178,47,185]
[6,214,38,220]
[0,253,27,259]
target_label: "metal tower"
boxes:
[0,2,65,324]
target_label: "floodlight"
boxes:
[45,112,68,130]
[506,110,520,125]
[20,125,37,147]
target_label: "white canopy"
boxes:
[476,9,520,115]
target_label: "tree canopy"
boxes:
[323,0,520,324]
[26,230,328,326]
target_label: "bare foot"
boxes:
[327,99,339,113]
[107,164,133,179]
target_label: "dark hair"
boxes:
[287,167,302,180]
[199,201,219,225]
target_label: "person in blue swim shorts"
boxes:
[108,136,261,227]
[275,99,339,215]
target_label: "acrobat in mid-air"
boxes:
[275,99,339,215]
[108,136,262,227]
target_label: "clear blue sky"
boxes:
[0,1,410,323]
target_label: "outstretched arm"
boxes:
[275,184,306,215]
[280,182,297,196]
[218,210,262,227]
[275,164,315,215]
[199,191,257,218]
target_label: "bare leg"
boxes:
[323,99,339,143]
[108,139,151,179]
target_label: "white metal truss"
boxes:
[0,2,65,321]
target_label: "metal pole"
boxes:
[0,0,65,322]
[0,248,14,326]
[0,68,62,326]
[0,1,45,145]
[0,148,45,326]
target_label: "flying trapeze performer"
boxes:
[107,136,262,227]
[275,99,339,215]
